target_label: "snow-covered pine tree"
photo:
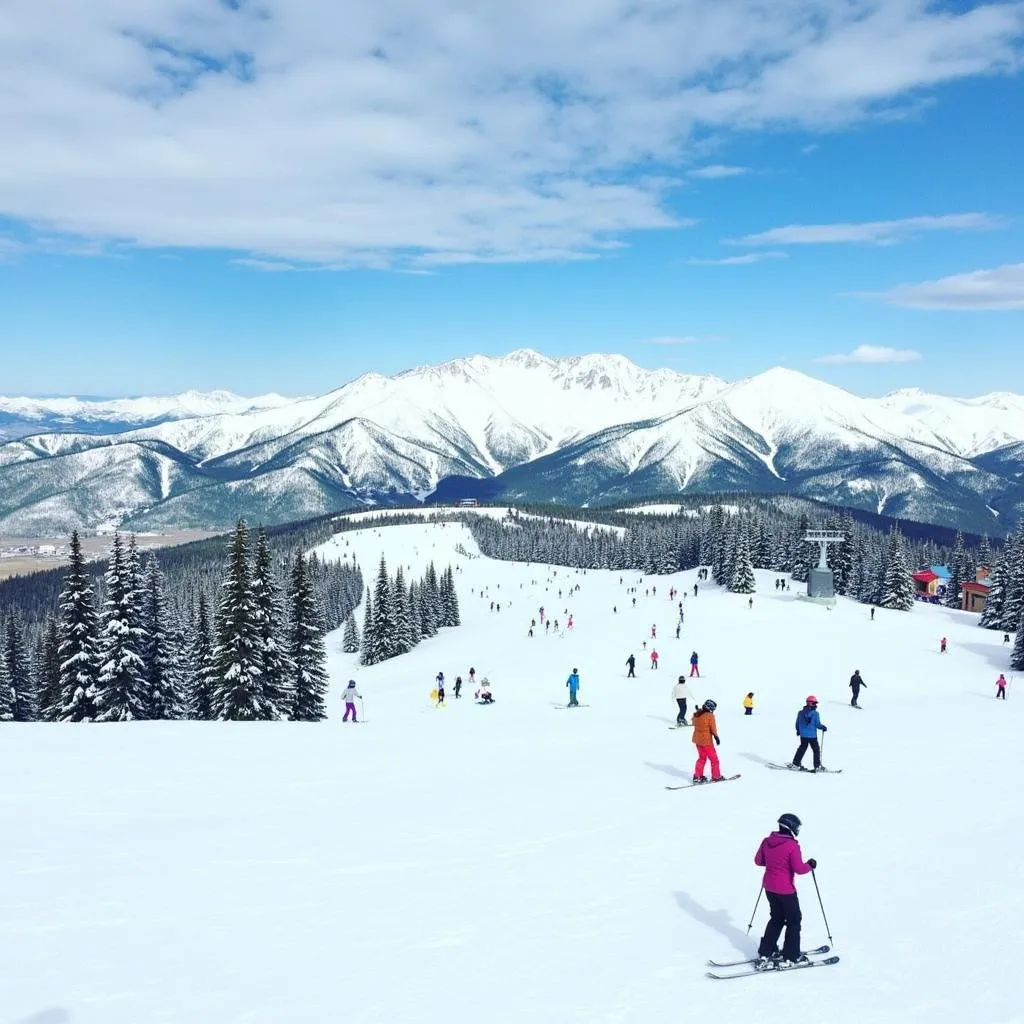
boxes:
[979,554,1007,631]
[251,526,292,717]
[1000,526,1024,631]
[0,635,12,720]
[978,535,992,570]
[370,556,397,662]
[831,515,855,596]
[5,615,38,721]
[94,533,150,722]
[407,582,422,646]
[880,531,915,611]
[56,530,101,722]
[790,515,811,583]
[288,551,329,722]
[728,531,757,594]
[341,611,361,653]
[37,618,62,722]
[211,520,275,721]
[1012,609,1024,671]
[441,566,461,626]
[359,589,374,666]
[141,553,181,720]
[422,562,442,635]
[944,533,966,608]
[185,593,216,720]
[391,565,412,655]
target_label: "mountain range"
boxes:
[1,350,1022,536]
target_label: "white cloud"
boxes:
[859,263,1024,310]
[800,143,819,155]
[690,164,750,179]
[688,251,787,265]
[735,213,1003,246]
[0,1,1022,268]
[816,344,922,364]
[231,257,304,272]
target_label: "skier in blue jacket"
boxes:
[566,668,581,707]
[791,695,827,772]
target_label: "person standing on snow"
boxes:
[342,679,362,722]
[849,670,866,707]
[454,676,463,699]
[626,653,636,678]
[650,648,659,670]
[691,699,722,783]
[792,696,827,771]
[566,668,581,707]
[689,651,700,678]
[673,676,694,725]
[651,624,657,639]
[754,813,817,970]
[435,672,446,705]
[996,673,1008,699]
[743,692,755,715]
[940,637,948,653]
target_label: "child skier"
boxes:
[566,668,581,707]
[650,648,659,670]
[651,624,657,639]
[743,692,754,715]
[940,637,948,653]
[673,676,694,725]
[754,813,817,970]
[435,672,446,705]
[342,679,362,722]
[689,651,700,678]
[996,673,1008,699]
[791,696,827,771]
[454,676,463,699]
[849,670,866,707]
[691,699,722,783]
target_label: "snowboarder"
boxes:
[342,679,362,722]
[754,813,817,970]
[689,651,700,678]
[475,678,494,704]
[849,670,865,707]
[791,696,827,771]
[940,636,948,653]
[673,676,694,725]
[626,653,636,678]
[436,672,446,705]
[691,699,722,783]
[454,676,463,699]
[650,648,659,670]
[743,692,754,715]
[996,673,1008,699]
[566,668,581,707]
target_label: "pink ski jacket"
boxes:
[754,831,812,895]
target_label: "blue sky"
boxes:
[1,0,1022,398]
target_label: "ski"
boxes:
[707,955,839,980]
[668,724,692,729]
[665,774,741,790]
[766,763,843,774]
[707,945,829,968]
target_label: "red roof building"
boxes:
[912,570,940,597]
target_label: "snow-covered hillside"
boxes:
[2,517,1019,1023]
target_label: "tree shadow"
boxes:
[644,760,689,780]
[738,751,772,767]
[17,1012,71,1024]
[673,890,755,957]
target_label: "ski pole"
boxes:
[745,887,763,934]
[359,697,366,723]
[811,869,833,944]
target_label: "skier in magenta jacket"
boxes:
[753,812,817,970]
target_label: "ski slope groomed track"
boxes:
[2,518,1021,1024]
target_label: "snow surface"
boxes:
[2,517,1021,1024]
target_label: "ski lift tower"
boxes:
[800,530,846,606]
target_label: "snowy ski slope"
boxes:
[1,517,1020,1024]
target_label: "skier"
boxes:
[691,699,722,783]
[454,676,463,699]
[940,636,948,653]
[743,692,754,715]
[651,624,657,639]
[748,596,754,610]
[689,650,700,678]
[566,667,581,707]
[673,676,694,725]
[650,648,659,670]
[870,607,876,621]
[469,667,476,687]
[1004,633,1011,645]
[693,583,698,597]
[436,672,446,705]
[849,669,866,707]
[675,623,681,639]
[626,653,636,678]
[791,696,827,771]
[342,679,362,722]
[567,615,574,631]
[996,673,1008,700]
[754,813,817,970]
[475,678,494,704]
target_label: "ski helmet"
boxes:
[702,699,717,712]
[805,694,818,705]
[778,812,802,836]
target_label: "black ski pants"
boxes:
[627,665,635,677]
[850,686,861,706]
[793,737,821,769]
[676,698,687,724]
[759,891,802,960]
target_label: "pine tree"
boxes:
[1012,609,1024,671]
[94,533,150,721]
[341,611,361,653]
[141,553,181,720]
[57,531,101,722]
[980,554,1008,631]
[978,535,992,570]
[35,619,62,722]
[391,565,413,655]
[288,552,329,721]
[880,531,915,611]
[945,533,966,608]
[1001,526,1024,631]
[251,527,292,716]
[370,557,397,661]
[728,532,757,594]
[440,566,461,626]
[0,635,12,721]
[422,562,441,636]
[5,615,38,721]
[211,520,275,720]
[185,594,217,720]
[790,516,811,583]
[359,590,374,666]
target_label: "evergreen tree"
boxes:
[359,590,374,666]
[978,535,992,570]
[141,553,181,720]
[1012,609,1024,672]
[980,554,1008,631]
[440,566,461,626]
[38,618,62,722]
[341,611,361,653]
[5,615,37,721]
[422,562,441,636]
[945,533,966,608]
[211,520,275,720]
[251,527,292,716]
[370,556,397,661]
[391,565,413,655]
[728,531,757,594]
[880,531,915,611]
[790,515,811,583]
[0,635,11,720]
[56,531,101,722]
[288,552,329,721]
[1001,526,1024,631]
[94,533,150,722]
[185,594,216,720]
[407,582,422,646]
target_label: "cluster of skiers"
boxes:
[427,667,494,705]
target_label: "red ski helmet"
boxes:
[805,694,819,705]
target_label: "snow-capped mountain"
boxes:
[1,350,1022,535]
